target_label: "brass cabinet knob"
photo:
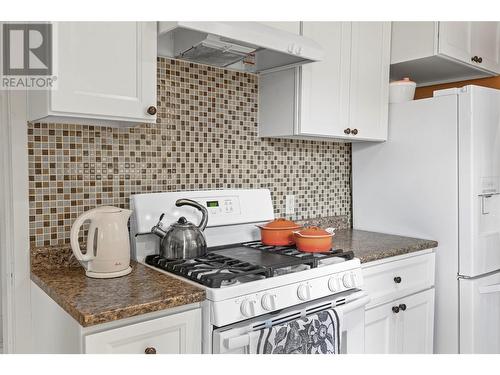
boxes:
[399,303,407,311]
[471,56,478,62]
[147,106,157,115]
[394,276,402,284]
[145,347,157,354]
[344,128,351,135]
[351,129,358,135]
[478,56,483,63]
[471,56,482,63]
[392,306,400,314]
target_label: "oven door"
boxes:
[212,290,370,354]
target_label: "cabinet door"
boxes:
[260,22,300,35]
[471,22,500,73]
[299,22,351,137]
[396,289,435,354]
[85,309,202,354]
[50,22,157,123]
[438,22,473,65]
[364,302,397,353]
[348,22,391,141]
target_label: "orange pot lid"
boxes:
[295,226,333,238]
[261,218,301,229]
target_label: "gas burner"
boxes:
[220,279,239,287]
[145,241,355,288]
[242,241,355,266]
[145,253,269,288]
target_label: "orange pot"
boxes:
[293,226,335,253]
[256,218,302,246]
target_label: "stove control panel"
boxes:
[211,267,364,327]
[195,195,242,217]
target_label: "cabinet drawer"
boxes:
[362,252,435,307]
[84,308,202,354]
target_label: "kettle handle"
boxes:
[175,199,208,231]
[70,210,98,265]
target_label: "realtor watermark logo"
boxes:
[1,23,57,90]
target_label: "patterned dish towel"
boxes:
[251,309,341,354]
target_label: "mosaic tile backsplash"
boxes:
[28,57,351,247]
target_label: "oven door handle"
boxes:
[223,293,371,351]
[224,331,259,351]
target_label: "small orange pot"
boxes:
[257,218,302,246]
[293,227,335,253]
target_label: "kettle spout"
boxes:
[151,225,167,239]
[151,213,167,238]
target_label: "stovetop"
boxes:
[144,241,354,288]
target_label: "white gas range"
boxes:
[130,189,369,354]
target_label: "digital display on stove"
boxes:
[206,200,219,208]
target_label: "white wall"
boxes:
[0,86,32,353]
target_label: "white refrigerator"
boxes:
[352,85,500,354]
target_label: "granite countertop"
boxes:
[29,224,436,327]
[31,246,205,327]
[332,229,438,263]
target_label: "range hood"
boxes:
[157,22,324,73]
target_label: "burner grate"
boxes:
[145,253,269,288]
[145,241,355,288]
[242,241,355,267]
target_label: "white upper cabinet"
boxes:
[299,22,351,137]
[28,22,157,126]
[438,22,473,64]
[470,22,500,73]
[348,22,391,140]
[391,22,500,86]
[259,22,391,142]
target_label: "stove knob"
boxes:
[342,273,355,288]
[297,283,311,301]
[328,276,341,292]
[261,294,276,311]
[240,299,256,318]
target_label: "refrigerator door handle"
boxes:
[478,283,500,294]
[481,195,493,215]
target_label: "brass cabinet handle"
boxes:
[147,106,157,115]
[471,56,483,63]
[145,347,157,354]
[351,128,358,135]
[344,128,351,135]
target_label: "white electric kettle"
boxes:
[70,206,132,279]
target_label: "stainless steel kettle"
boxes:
[151,199,208,259]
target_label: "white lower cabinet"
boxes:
[31,282,202,354]
[364,299,397,353]
[363,251,436,354]
[85,308,202,354]
[365,289,435,354]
